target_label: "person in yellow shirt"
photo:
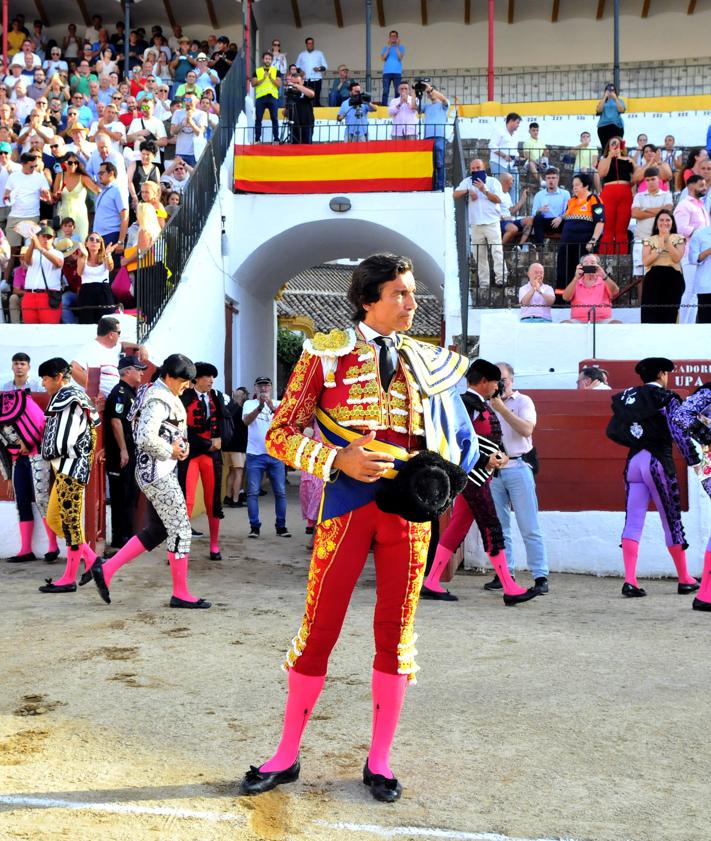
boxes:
[251,51,281,144]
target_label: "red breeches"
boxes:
[285,501,431,682]
[599,182,632,255]
[185,454,216,518]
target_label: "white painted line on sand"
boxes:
[0,795,581,841]
[0,795,244,823]
[316,823,580,841]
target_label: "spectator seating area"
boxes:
[0,15,234,325]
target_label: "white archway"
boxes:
[233,217,445,388]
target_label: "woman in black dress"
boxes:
[640,210,686,324]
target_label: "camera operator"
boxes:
[387,81,417,140]
[336,81,376,143]
[421,82,449,190]
[283,68,315,145]
[251,51,281,144]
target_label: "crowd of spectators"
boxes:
[456,105,711,325]
[0,14,237,325]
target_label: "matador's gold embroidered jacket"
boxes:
[266,326,476,489]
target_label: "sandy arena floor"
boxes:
[1,482,709,841]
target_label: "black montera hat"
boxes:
[375,451,468,522]
[635,357,674,383]
[194,362,218,378]
[466,358,502,382]
[161,353,196,381]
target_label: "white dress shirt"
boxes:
[295,49,328,81]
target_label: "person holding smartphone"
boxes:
[561,253,620,324]
[453,158,505,287]
[597,135,634,256]
[596,82,626,147]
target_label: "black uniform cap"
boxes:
[466,358,502,382]
[160,353,196,381]
[635,357,674,383]
[194,362,218,378]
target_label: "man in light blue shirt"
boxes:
[422,84,449,191]
[380,30,405,105]
[336,82,376,142]
[93,161,128,264]
[531,167,570,244]
[688,224,711,324]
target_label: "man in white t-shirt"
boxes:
[489,112,522,199]
[170,95,207,166]
[630,166,673,279]
[242,376,290,539]
[0,140,20,232]
[3,152,51,273]
[126,97,168,163]
[71,315,146,398]
[453,158,505,286]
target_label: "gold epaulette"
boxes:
[303,328,356,388]
[304,328,356,357]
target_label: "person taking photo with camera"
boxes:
[252,51,281,144]
[337,81,376,143]
[422,82,449,190]
[283,68,315,145]
[596,82,626,148]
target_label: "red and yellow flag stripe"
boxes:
[234,140,434,194]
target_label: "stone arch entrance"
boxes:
[233,217,445,388]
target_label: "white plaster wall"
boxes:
[0,316,138,385]
[476,310,711,390]
[258,10,711,74]
[463,469,711,579]
[226,190,452,387]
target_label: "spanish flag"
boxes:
[234,140,434,194]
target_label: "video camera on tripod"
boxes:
[348,90,373,118]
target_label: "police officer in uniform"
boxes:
[105,355,147,550]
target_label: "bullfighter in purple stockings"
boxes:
[607,357,701,598]
[671,381,711,611]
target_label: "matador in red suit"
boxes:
[238,253,479,802]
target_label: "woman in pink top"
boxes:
[561,254,620,323]
[633,144,672,193]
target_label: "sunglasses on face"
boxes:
[66,160,78,165]
[87,236,101,242]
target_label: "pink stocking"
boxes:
[368,670,408,779]
[260,670,326,772]
[208,516,220,555]
[697,550,711,603]
[53,546,82,586]
[102,536,146,587]
[43,519,58,553]
[18,520,33,555]
[489,550,528,596]
[168,551,197,602]
[81,543,97,572]
[667,544,696,585]
[423,544,452,593]
[622,538,640,587]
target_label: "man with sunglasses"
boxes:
[0,141,19,233]
[71,315,145,397]
[92,162,128,267]
[43,47,67,79]
[3,152,51,277]
[67,91,93,127]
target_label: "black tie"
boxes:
[374,336,396,391]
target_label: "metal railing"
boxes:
[467,242,648,310]
[235,120,447,145]
[452,118,470,355]
[324,61,711,103]
[135,58,247,341]
[454,143,697,204]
